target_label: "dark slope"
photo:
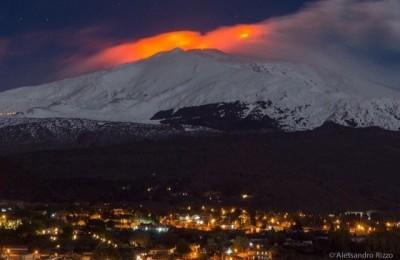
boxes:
[151,101,280,130]
[0,123,399,212]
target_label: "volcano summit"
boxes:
[1,49,400,133]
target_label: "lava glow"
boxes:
[83,24,267,70]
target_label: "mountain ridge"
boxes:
[0,48,400,131]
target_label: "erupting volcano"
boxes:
[73,24,267,73]
[1,47,400,132]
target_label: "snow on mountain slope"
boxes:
[0,117,189,148]
[0,48,400,131]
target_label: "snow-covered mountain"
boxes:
[1,48,400,131]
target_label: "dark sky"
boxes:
[0,0,316,90]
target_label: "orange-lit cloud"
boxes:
[70,24,267,74]
[60,0,400,90]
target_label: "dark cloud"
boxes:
[0,26,122,88]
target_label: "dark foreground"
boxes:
[0,123,399,212]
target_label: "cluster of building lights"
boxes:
[161,206,297,233]
[92,233,118,248]
[160,207,400,236]
[0,214,22,230]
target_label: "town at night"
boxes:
[0,201,400,259]
[1,0,400,259]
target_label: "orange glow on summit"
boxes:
[239,32,249,39]
[82,24,266,70]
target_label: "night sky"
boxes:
[0,0,315,90]
[2,0,400,92]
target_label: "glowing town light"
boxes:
[356,224,365,231]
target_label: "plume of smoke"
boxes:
[235,0,400,89]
